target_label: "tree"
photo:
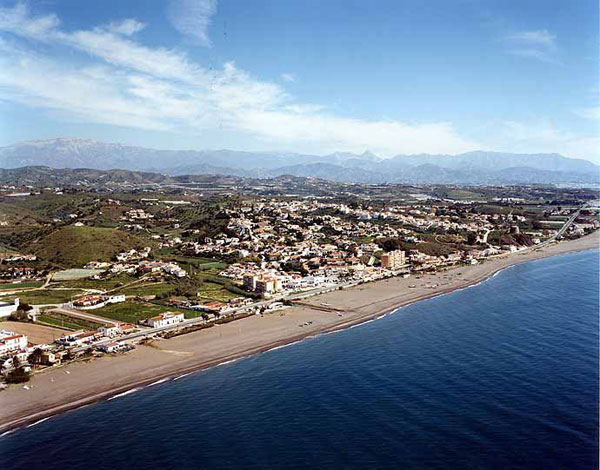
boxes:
[29,348,44,365]
[380,238,402,252]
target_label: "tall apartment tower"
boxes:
[381,250,406,270]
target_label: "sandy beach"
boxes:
[1,232,598,434]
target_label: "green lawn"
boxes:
[0,281,43,290]
[197,281,239,302]
[16,289,83,305]
[53,273,137,290]
[37,313,98,331]
[91,301,175,323]
[120,282,176,296]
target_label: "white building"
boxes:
[0,298,19,319]
[0,329,28,355]
[145,312,185,328]
[98,323,121,337]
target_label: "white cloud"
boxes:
[281,73,295,83]
[106,19,146,36]
[22,4,599,157]
[167,0,217,47]
[0,2,59,38]
[489,120,600,162]
[503,29,558,63]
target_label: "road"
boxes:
[535,202,590,249]
[69,277,374,353]
[51,306,113,325]
[55,201,600,354]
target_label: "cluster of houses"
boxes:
[82,248,187,279]
[167,297,254,316]
[56,321,138,348]
[69,294,126,310]
[0,329,31,377]
[1,318,139,378]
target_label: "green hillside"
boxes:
[30,226,146,267]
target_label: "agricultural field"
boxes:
[0,281,43,290]
[37,311,102,331]
[196,281,241,303]
[91,301,177,323]
[13,289,83,305]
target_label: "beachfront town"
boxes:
[0,185,598,388]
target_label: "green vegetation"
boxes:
[196,281,240,302]
[53,273,136,290]
[37,312,100,331]
[487,231,533,247]
[14,289,82,305]
[33,226,146,267]
[92,301,174,323]
[120,282,176,297]
[0,281,43,290]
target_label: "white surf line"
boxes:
[216,357,244,367]
[107,387,141,401]
[26,417,51,428]
[146,378,170,387]
[173,372,193,381]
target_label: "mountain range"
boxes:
[0,138,597,185]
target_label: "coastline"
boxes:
[1,232,598,435]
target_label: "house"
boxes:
[98,323,121,337]
[72,295,104,309]
[0,330,28,354]
[58,330,98,347]
[200,301,227,314]
[72,294,125,310]
[144,312,185,328]
[120,323,136,334]
[97,342,122,353]
[40,351,61,366]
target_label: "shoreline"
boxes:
[1,232,598,436]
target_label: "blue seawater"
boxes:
[2,250,598,469]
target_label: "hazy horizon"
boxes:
[2,135,599,164]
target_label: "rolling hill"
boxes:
[30,226,146,267]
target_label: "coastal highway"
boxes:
[535,202,592,249]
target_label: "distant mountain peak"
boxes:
[0,138,597,185]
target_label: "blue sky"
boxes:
[0,0,598,161]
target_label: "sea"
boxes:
[2,249,598,469]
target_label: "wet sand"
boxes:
[1,232,598,434]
